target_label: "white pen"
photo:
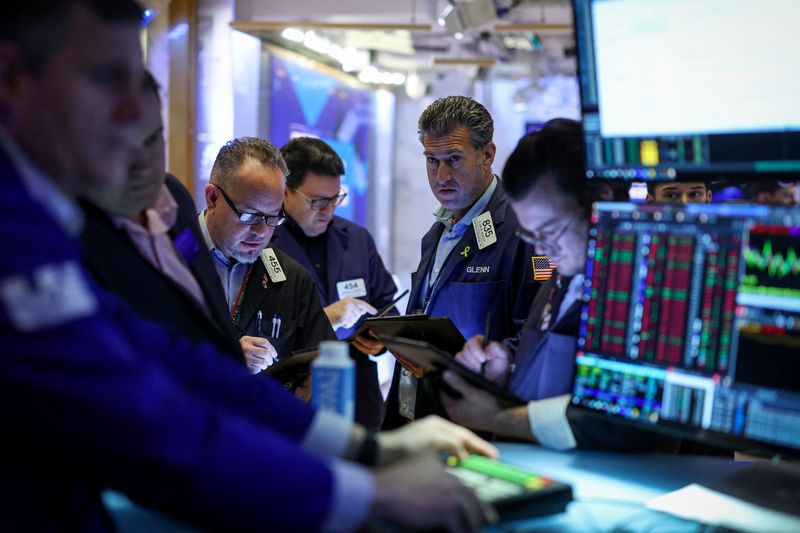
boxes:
[257,310,263,334]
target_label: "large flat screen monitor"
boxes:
[571,202,800,454]
[573,0,800,181]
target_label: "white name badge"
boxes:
[260,248,287,283]
[472,211,497,250]
[337,278,367,299]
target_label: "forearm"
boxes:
[492,405,538,442]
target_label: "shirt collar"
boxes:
[0,127,84,237]
[111,184,178,236]
[433,175,497,232]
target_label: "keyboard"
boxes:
[445,454,573,521]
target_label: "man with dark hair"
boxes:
[0,2,496,530]
[81,71,242,359]
[746,180,798,206]
[271,137,397,428]
[646,181,712,204]
[443,119,677,452]
[200,136,336,374]
[383,96,538,428]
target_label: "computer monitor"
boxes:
[573,0,800,181]
[571,202,800,455]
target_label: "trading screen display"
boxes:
[572,203,800,452]
[573,0,800,181]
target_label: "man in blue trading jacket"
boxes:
[383,96,538,428]
[272,137,399,426]
[443,120,678,453]
[0,1,497,531]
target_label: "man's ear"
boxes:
[756,191,770,204]
[706,190,713,203]
[645,193,654,203]
[482,141,497,168]
[204,183,219,211]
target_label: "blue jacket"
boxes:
[0,150,339,531]
[271,215,398,340]
[407,180,537,340]
[384,180,539,426]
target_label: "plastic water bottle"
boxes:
[311,341,354,421]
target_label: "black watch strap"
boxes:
[355,431,379,466]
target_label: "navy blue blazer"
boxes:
[271,215,397,429]
[271,215,398,339]
[406,180,537,340]
[384,180,539,427]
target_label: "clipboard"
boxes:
[359,315,466,355]
[380,335,525,408]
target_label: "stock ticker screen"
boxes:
[572,203,800,452]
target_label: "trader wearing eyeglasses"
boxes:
[443,119,677,453]
[200,137,336,375]
[271,137,399,429]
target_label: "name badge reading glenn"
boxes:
[472,211,497,250]
[337,278,367,299]
[260,248,287,283]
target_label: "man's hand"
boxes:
[440,371,504,433]
[371,453,497,533]
[324,298,377,330]
[351,331,385,356]
[441,372,534,441]
[239,336,277,374]
[456,335,512,385]
[376,415,498,465]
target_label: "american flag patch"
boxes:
[532,256,556,281]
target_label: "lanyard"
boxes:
[230,264,254,324]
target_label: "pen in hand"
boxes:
[481,312,491,376]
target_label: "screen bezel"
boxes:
[571,0,800,183]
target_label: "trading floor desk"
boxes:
[106,443,762,532]
[490,443,763,532]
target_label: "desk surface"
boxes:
[492,443,750,532]
[105,445,752,532]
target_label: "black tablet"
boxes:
[265,347,317,378]
[362,315,466,355]
[380,335,525,408]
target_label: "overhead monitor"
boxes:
[572,202,800,455]
[573,0,800,181]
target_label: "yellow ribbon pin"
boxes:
[460,246,471,258]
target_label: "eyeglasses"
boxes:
[515,216,575,248]
[292,188,347,210]
[214,185,287,227]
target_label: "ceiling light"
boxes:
[281,27,305,43]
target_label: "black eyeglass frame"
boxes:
[291,187,348,210]
[214,185,287,227]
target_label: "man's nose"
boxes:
[436,163,451,182]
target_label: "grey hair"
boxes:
[417,96,494,147]
[210,137,289,189]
